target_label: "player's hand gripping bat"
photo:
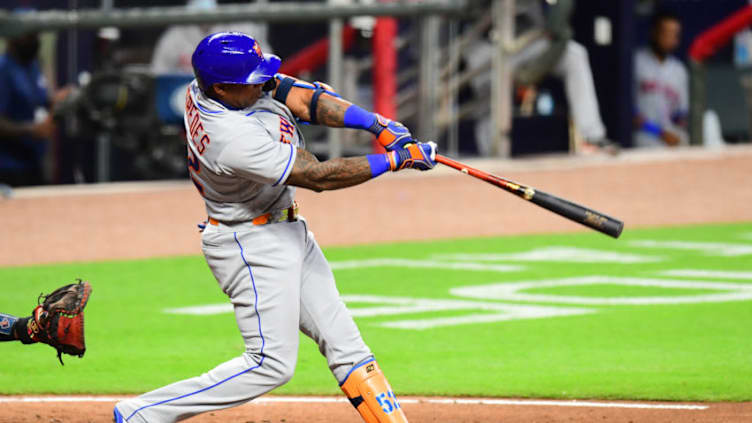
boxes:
[436,154,624,239]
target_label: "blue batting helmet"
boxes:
[191,32,281,90]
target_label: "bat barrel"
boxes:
[530,190,624,238]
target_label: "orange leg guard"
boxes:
[340,359,408,423]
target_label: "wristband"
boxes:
[344,104,378,132]
[0,313,17,337]
[273,76,296,104]
[309,86,325,125]
[15,317,34,343]
[366,153,392,178]
[273,75,341,107]
[641,120,662,137]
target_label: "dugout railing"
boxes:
[0,0,530,182]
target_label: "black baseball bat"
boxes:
[436,154,624,238]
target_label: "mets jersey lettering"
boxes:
[279,117,295,144]
[185,87,211,155]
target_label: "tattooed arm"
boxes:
[272,79,349,127]
[271,76,417,150]
[286,141,439,192]
[286,148,373,192]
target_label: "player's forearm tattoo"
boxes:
[287,148,373,192]
[315,95,347,128]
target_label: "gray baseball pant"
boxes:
[116,218,372,422]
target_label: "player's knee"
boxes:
[276,363,296,386]
[254,350,297,387]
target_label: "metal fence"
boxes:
[1,0,526,182]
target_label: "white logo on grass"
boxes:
[341,295,592,330]
[434,247,661,263]
[450,276,752,305]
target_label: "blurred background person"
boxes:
[465,0,612,156]
[151,0,271,75]
[633,10,688,148]
[0,30,68,187]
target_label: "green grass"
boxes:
[1,222,751,401]
[521,284,724,297]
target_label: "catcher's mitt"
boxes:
[28,280,92,365]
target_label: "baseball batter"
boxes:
[114,32,436,423]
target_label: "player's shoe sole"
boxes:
[113,407,124,423]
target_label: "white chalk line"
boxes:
[629,240,752,256]
[0,396,708,410]
[434,247,662,264]
[330,258,522,272]
[451,276,752,305]
[660,269,752,280]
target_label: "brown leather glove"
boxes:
[28,280,92,365]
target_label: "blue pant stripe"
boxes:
[125,232,265,422]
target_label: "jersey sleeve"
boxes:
[216,118,297,186]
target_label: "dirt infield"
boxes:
[2,146,752,421]
[2,146,752,266]
[1,396,751,423]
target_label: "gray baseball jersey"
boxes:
[634,48,689,147]
[115,81,373,423]
[184,81,300,221]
